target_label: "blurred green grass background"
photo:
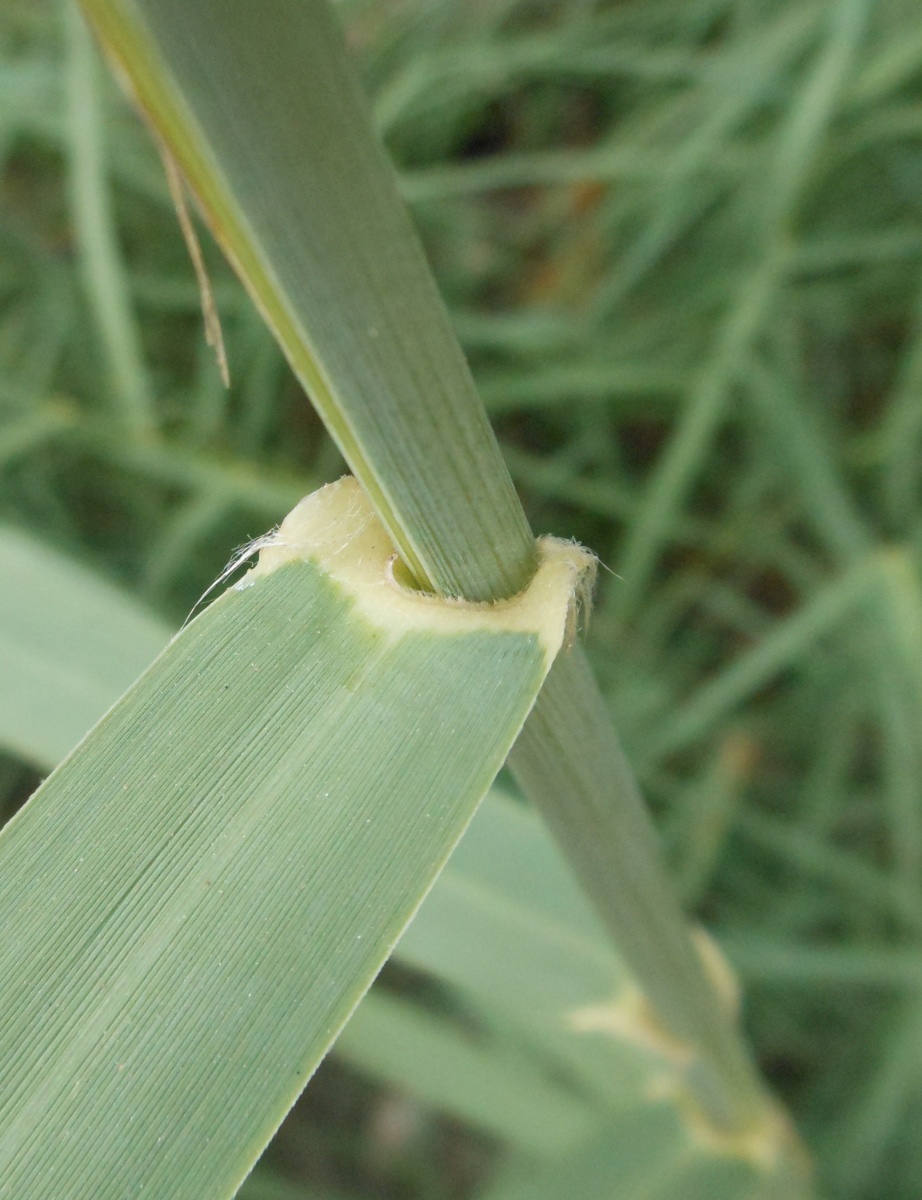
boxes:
[3,0,922,1197]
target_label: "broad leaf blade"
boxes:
[0,478,585,1198]
[0,524,605,1162]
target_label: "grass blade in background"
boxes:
[0,524,169,766]
[65,1,156,439]
[0,477,590,1197]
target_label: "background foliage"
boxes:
[2,0,922,1197]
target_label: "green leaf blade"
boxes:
[0,479,584,1199]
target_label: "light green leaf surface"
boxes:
[0,519,614,1160]
[0,524,169,766]
[0,524,603,1157]
[0,478,587,1199]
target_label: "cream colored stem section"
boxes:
[247,477,596,668]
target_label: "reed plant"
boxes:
[1,2,921,1198]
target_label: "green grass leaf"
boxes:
[79,0,535,602]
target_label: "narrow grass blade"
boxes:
[479,1103,808,1200]
[65,2,157,439]
[647,560,874,762]
[78,0,534,601]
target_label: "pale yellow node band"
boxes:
[247,476,597,668]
